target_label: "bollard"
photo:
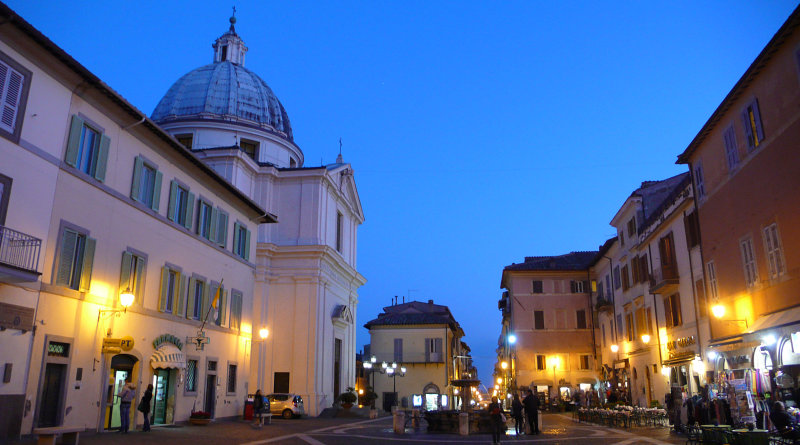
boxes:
[393,410,406,434]
[459,412,470,436]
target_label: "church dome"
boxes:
[151,17,294,142]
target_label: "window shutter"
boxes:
[244,228,251,260]
[186,277,197,319]
[201,282,210,321]
[119,251,133,294]
[570,281,576,293]
[167,181,178,221]
[134,256,145,302]
[151,170,162,212]
[130,156,143,200]
[752,100,765,142]
[217,211,228,247]
[65,115,84,167]
[79,237,96,292]
[425,338,431,362]
[742,109,754,149]
[435,338,442,357]
[219,289,227,326]
[158,266,169,312]
[176,274,187,317]
[233,223,240,253]
[184,192,195,229]
[0,64,23,133]
[56,230,78,286]
[673,295,682,326]
[94,134,110,182]
[663,297,673,328]
[583,280,589,292]
[209,207,219,243]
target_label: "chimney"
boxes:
[428,299,433,305]
[402,296,405,304]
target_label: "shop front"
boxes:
[148,334,187,426]
[100,336,140,432]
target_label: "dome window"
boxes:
[289,158,297,168]
[239,139,258,161]
[175,134,193,149]
[220,45,228,62]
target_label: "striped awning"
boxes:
[150,343,185,369]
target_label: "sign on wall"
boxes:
[0,302,34,331]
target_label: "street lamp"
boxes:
[610,344,619,353]
[99,287,136,319]
[255,326,269,392]
[362,356,378,408]
[508,334,517,345]
[711,303,749,328]
[381,362,406,406]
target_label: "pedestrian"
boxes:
[252,390,265,428]
[138,384,153,432]
[488,396,505,445]
[770,402,800,441]
[117,376,136,434]
[511,393,524,436]
[523,389,540,434]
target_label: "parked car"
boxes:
[266,393,305,419]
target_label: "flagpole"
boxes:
[200,278,223,333]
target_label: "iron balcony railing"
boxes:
[0,224,42,273]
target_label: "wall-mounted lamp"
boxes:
[641,334,651,344]
[259,327,269,340]
[99,287,135,319]
[660,366,671,377]
[707,351,718,360]
[610,344,619,353]
[508,334,517,345]
[763,335,777,346]
[711,304,748,328]
[500,361,508,370]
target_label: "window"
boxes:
[534,311,544,330]
[694,162,706,200]
[631,259,640,284]
[274,373,290,393]
[621,264,630,291]
[695,279,708,318]
[233,222,251,260]
[532,280,543,293]
[0,51,32,142]
[635,307,645,337]
[425,338,443,362]
[196,200,213,240]
[579,355,590,370]
[394,338,403,362]
[227,363,237,394]
[627,217,637,237]
[119,251,146,305]
[65,115,110,182]
[601,325,606,346]
[605,275,611,296]
[187,276,207,320]
[646,307,654,335]
[209,282,227,327]
[663,294,682,328]
[336,212,343,253]
[55,225,95,291]
[740,236,759,288]
[555,309,566,329]
[613,266,621,290]
[289,158,297,168]
[229,290,243,330]
[159,266,185,315]
[639,255,650,283]
[175,133,193,149]
[684,211,700,248]
[185,359,198,393]
[741,99,765,151]
[723,125,739,171]
[168,180,194,229]
[240,139,258,160]
[763,223,786,280]
[215,209,229,248]
[597,281,604,299]
[616,313,623,337]
[570,280,586,293]
[576,309,587,329]
[536,355,546,370]
[625,312,634,341]
[706,261,719,300]
[130,156,163,210]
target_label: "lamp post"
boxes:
[380,361,406,407]
[362,356,378,407]
[256,327,269,391]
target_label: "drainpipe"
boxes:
[647,244,664,370]
[588,269,597,360]
[122,115,146,131]
[684,209,704,362]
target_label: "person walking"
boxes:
[138,384,153,432]
[252,390,265,428]
[488,396,505,445]
[117,376,136,434]
[523,389,540,434]
[511,393,524,436]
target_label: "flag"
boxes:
[212,279,223,309]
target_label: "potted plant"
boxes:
[189,410,212,425]
[337,387,357,409]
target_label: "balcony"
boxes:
[0,225,42,283]
[595,297,614,312]
[649,264,679,295]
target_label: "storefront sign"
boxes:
[666,335,696,351]
[791,332,800,353]
[102,336,134,353]
[0,302,34,331]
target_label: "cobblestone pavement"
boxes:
[14,413,688,444]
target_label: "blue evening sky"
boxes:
[8,1,797,386]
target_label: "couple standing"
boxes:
[117,377,154,433]
[512,390,541,435]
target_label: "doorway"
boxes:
[204,360,217,417]
[333,338,342,399]
[38,363,67,427]
[152,369,176,425]
[104,354,138,431]
[383,392,397,412]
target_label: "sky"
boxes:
[8,0,798,386]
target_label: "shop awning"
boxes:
[150,344,186,369]
[748,306,800,335]
[662,354,697,366]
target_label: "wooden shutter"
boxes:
[570,281,576,293]
[0,63,23,133]
[134,256,145,303]
[78,237,96,292]
[55,229,78,286]
[216,211,228,247]
[167,181,178,221]
[176,274,187,317]
[65,115,84,167]
[232,222,240,254]
[209,207,218,242]
[577,310,586,329]
[152,171,163,212]
[130,156,143,200]
[184,192,195,230]
[663,296,673,328]
[244,228,251,260]
[186,277,197,319]
[435,338,442,357]
[425,338,431,362]
[742,109,755,149]
[752,99,765,143]
[201,282,210,320]
[158,266,169,312]
[218,289,227,326]
[119,251,133,295]
[94,134,110,182]
[673,294,682,326]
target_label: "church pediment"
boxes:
[332,304,353,328]
[327,165,364,223]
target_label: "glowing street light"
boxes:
[641,334,651,344]
[610,344,619,353]
[500,361,508,370]
[711,304,726,318]
[508,334,517,345]
[259,327,269,339]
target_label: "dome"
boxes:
[151,19,293,142]
[152,62,293,142]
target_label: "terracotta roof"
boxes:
[363,300,459,329]
[504,251,598,272]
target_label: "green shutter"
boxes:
[201,282,210,320]
[219,289,228,326]
[176,273,187,317]
[134,257,145,304]
[130,156,143,200]
[167,181,178,221]
[64,115,83,167]
[55,230,78,286]
[244,228,251,261]
[94,134,110,182]
[232,223,240,255]
[184,192,195,230]
[79,237,96,292]
[186,277,197,319]
[119,251,133,294]
[152,171,163,212]
[217,211,228,248]
[158,266,169,312]
[209,207,218,242]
